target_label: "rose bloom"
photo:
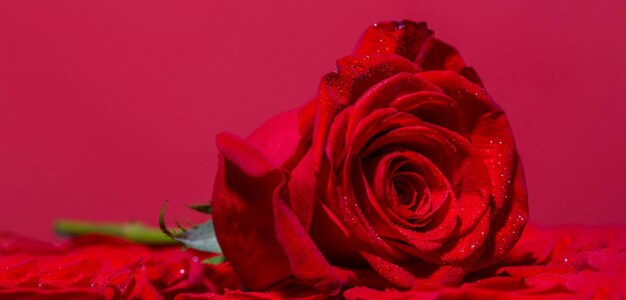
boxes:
[212,20,528,295]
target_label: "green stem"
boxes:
[54,219,179,245]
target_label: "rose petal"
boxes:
[272,190,345,294]
[213,133,343,293]
[391,91,468,136]
[344,73,440,137]
[353,20,433,63]
[213,133,305,290]
[246,108,302,168]
[353,20,483,87]
[417,71,492,128]
[478,156,528,267]
[247,108,316,231]
[428,124,491,236]
[308,201,366,268]
[309,56,419,168]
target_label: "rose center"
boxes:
[389,171,432,225]
[392,178,417,206]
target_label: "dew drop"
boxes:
[179,268,186,275]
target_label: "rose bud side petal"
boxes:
[212,133,345,294]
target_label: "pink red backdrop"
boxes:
[1,1,625,240]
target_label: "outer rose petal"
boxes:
[212,133,344,294]
[353,20,483,87]
[246,108,316,231]
[247,109,302,168]
[418,71,528,265]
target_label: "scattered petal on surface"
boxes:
[0,232,240,299]
[0,223,624,298]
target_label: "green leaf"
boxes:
[173,220,222,253]
[202,255,226,265]
[187,204,212,214]
[159,201,222,254]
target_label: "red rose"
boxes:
[212,20,528,295]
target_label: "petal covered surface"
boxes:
[0,224,623,299]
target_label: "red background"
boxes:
[1,1,625,240]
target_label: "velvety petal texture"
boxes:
[211,20,529,294]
